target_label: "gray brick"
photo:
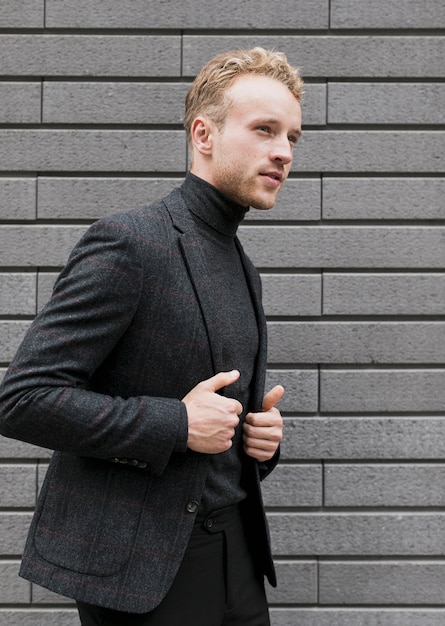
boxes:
[321,369,445,413]
[267,561,318,604]
[261,274,321,316]
[0,513,32,554]
[0,465,36,508]
[0,321,32,362]
[0,1,44,28]
[323,273,445,316]
[295,131,444,173]
[240,226,445,268]
[0,35,180,77]
[183,36,445,78]
[42,82,189,125]
[0,274,36,316]
[269,512,445,555]
[320,561,445,605]
[323,178,445,220]
[265,369,319,414]
[0,226,87,267]
[331,0,445,29]
[270,609,445,626]
[325,464,445,507]
[262,464,322,507]
[45,0,329,29]
[0,130,185,172]
[32,585,75,605]
[301,84,326,127]
[0,610,79,626]
[329,83,445,125]
[38,178,182,220]
[0,83,41,124]
[281,417,445,460]
[0,437,50,460]
[0,561,30,604]
[0,178,36,221]
[268,322,445,365]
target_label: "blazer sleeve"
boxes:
[0,216,188,476]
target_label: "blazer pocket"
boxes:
[34,454,149,576]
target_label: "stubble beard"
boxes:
[214,164,280,211]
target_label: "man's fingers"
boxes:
[242,385,284,462]
[183,370,243,454]
[262,385,285,412]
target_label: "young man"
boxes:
[0,47,303,625]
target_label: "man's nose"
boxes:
[270,135,293,164]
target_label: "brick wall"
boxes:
[0,1,444,624]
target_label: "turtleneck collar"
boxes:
[180,172,249,239]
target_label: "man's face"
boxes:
[205,74,302,210]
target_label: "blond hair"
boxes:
[184,47,304,150]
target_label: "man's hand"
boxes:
[243,385,284,462]
[182,370,243,454]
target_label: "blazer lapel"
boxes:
[180,230,224,374]
[164,190,224,375]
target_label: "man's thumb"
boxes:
[262,385,285,411]
[204,370,240,393]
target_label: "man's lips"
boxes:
[260,171,283,186]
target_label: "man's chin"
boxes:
[250,195,278,211]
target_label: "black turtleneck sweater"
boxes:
[180,173,259,514]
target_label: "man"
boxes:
[0,47,303,625]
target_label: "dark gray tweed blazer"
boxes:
[0,187,277,613]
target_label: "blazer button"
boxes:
[186,501,199,514]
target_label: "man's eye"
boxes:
[258,126,271,133]
[288,135,298,144]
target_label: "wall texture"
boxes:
[0,1,444,624]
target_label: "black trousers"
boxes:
[76,503,270,626]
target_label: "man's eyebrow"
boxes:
[252,117,277,125]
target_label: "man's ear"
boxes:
[190,117,214,156]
